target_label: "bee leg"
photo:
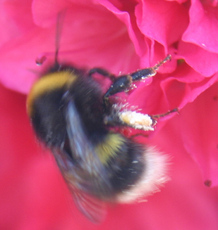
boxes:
[129,133,149,139]
[151,108,179,120]
[103,55,171,101]
[88,68,116,82]
[104,107,178,132]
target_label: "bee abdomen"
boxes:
[95,134,145,199]
[95,134,168,202]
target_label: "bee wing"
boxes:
[64,101,111,191]
[72,186,107,223]
[51,100,111,222]
[53,149,107,223]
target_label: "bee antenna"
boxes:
[54,11,66,67]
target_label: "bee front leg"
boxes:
[102,55,172,125]
[88,68,116,82]
[103,55,171,101]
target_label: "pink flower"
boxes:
[0,0,218,229]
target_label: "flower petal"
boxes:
[178,41,218,77]
[178,81,218,187]
[0,0,34,45]
[182,0,218,53]
[97,0,147,57]
[135,0,189,48]
[0,4,139,93]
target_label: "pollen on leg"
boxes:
[119,110,155,131]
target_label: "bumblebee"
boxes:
[27,46,175,221]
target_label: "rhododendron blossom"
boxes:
[0,0,217,229]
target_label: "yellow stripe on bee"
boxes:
[27,71,77,115]
[95,133,126,165]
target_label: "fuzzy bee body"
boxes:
[27,56,173,222]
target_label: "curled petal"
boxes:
[135,0,189,49]
[182,0,218,53]
[178,41,218,77]
[178,81,218,187]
